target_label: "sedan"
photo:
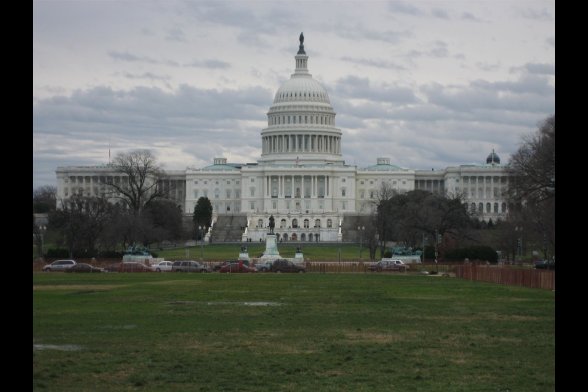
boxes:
[219,262,257,273]
[121,262,152,272]
[151,261,173,272]
[64,263,105,273]
[534,260,555,270]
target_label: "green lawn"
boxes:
[33,273,554,391]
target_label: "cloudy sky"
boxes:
[33,0,555,189]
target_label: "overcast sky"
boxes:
[33,0,555,189]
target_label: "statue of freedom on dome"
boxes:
[299,32,304,45]
[298,32,305,55]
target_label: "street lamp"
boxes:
[39,225,46,259]
[199,226,205,261]
[515,226,523,264]
[337,221,342,263]
[357,226,365,260]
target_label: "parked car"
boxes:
[270,259,306,273]
[368,259,409,272]
[151,260,173,272]
[64,263,105,273]
[171,260,210,273]
[534,260,555,270]
[254,261,273,272]
[42,259,77,272]
[121,262,152,272]
[219,262,257,273]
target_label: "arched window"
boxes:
[309,233,313,242]
[291,233,298,241]
[301,233,306,241]
[478,203,483,213]
[494,203,499,213]
[292,219,298,228]
[501,202,507,213]
[314,219,321,228]
[280,219,286,228]
[315,233,320,242]
[327,219,333,228]
[304,219,309,228]
[486,203,491,213]
[258,219,263,228]
[275,233,280,240]
[283,233,288,241]
[471,203,476,212]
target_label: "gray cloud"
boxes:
[461,12,485,22]
[121,72,171,81]
[432,9,450,19]
[546,37,555,47]
[522,63,555,75]
[108,51,181,67]
[333,75,419,104]
[388,1,425,16]
[518,7,554,21]
[335,23,413,44]
[340,56,407,70]
[165,27,186,42]
[407,41,449,59]
[185,59,231,69]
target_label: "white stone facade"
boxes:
[55,37,510,242]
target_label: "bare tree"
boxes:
[49,194,111,258]
[104,150,166,216]
[508,115,555,204]
[506,115,555,259]
[33,185,57,213]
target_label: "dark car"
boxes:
[534,260,555,270]
[64,263,105,273]
[219,262,257,273]
[368,259,408,272]
[270,259,306,273]
[255,261,273,272]
[172,261,210,272]
[121,262,152,272]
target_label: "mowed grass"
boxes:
[33,273,554,391]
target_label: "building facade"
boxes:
[56,35,510,242]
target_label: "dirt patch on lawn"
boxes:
[33,284,125,291]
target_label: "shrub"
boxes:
[383,250,392,258]
[444,245,498,263]
[45,248,69,258]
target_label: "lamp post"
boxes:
[39,225,46,259]
[515,226,523,264]
[337,222,342,263]
[199,226,205,261]
[357,226,365,260]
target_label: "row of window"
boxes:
[193,189,242,199]
[193,180,240,185]
[466,202,507,214]
[257,218,335,229]
[269,114,334,126]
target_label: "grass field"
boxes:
[33,273,554,391]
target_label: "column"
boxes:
[291,175,294,197]
[326,176,329,196]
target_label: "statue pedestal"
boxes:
[260,234,281,262]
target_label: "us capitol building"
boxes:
[56,34,510,243]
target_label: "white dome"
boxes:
[273,77,331,104]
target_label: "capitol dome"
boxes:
[260,33,343,166]
[486,149,501,165]
[273,78,331,104]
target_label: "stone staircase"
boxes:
[210,214,248,242]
